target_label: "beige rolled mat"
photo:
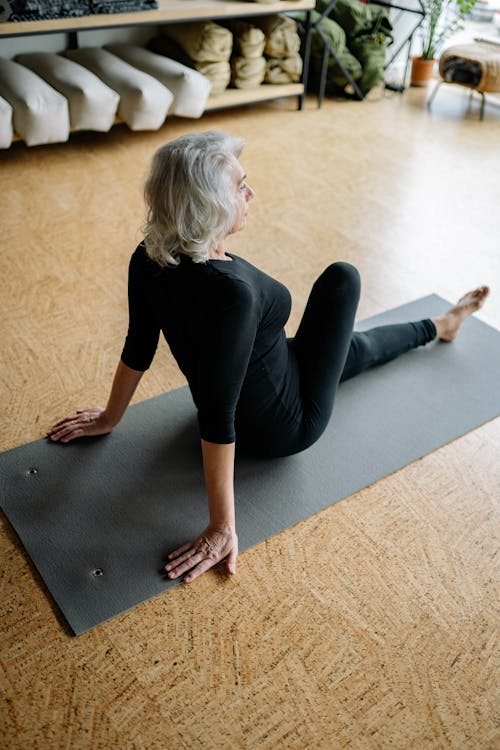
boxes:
[15,52,119,132]
[163,21,233,63]
[254,14,301,59]
[0,58,69,146]
[265,54,303,84]
[230,20,266,59]
[196,61,231,95]
[231,56,266,89]
[0,95,13,149]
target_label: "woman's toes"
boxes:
[434,285,489,342]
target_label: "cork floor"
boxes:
[1,84,499,749]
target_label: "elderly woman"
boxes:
[49,130,489,584]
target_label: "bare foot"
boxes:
[433,286,490,341]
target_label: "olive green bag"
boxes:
[308,11,363,93]
[348,9,393,94]
[308,0,393,95]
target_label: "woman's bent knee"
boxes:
[317,262,361,296]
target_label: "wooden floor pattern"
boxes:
[1,84,499,749]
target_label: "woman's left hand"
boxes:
[165,523,238,583]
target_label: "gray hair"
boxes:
[143,130,245,267]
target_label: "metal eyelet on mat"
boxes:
[91,568,104,577]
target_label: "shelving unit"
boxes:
[0,0,314,35]
[204,82,304,110]
[0,0,314,133]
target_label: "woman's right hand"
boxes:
[47,407,113,443]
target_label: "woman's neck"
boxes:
[209,243,232,261]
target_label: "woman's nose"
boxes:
[247,184,255,200]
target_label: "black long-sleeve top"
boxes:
[121,244,293,444]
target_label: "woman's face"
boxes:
[229,158,255,235]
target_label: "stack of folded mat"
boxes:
[253,14,303,85]
[228,20,267,89]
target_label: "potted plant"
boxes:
[411,0,477,85]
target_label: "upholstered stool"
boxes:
[427,41,500,120]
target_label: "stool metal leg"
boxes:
[427,80,442,110]
[479,91,486,121]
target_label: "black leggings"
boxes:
[278,262,436,456]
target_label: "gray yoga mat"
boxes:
[1,295,499,635]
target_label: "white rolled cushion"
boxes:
[65,47,172,131]
[105,44,211,119]
[15,52,119,132]
[0,58,69,146]
[0,96,13,149]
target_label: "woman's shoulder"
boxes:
[129,243,174,282]
[131,242,156,267]
[206,256,256,290]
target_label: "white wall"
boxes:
[1,25,156,59]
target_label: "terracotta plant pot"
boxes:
[410,56,436,87]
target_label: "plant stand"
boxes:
[373,0,426,92]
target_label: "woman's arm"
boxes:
[165,439,238,583]
[202,440,235,527]
[48,360,144,443]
